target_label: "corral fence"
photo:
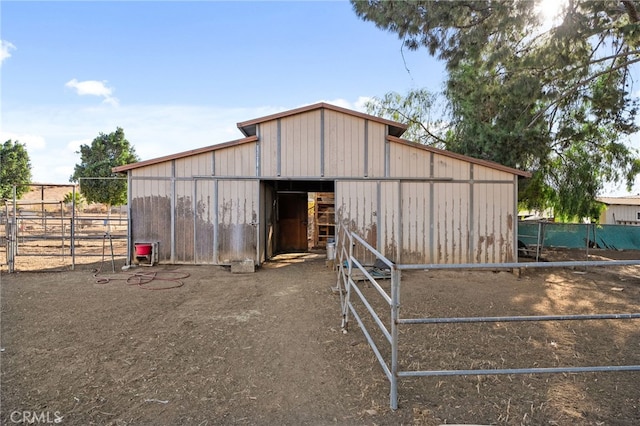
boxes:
[334,221,640,410]
[1,183,128,272]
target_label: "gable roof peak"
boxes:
[237,102,407,137]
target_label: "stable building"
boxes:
[113,102,530,267]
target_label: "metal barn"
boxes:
[597,196,640,225]
[113,103,530,267]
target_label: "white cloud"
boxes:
[65,79,119,106]
[353,96,373,112]
[0,40,16,66]
[67,139,91,153]
[0,131,46,150]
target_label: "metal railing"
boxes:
[334,222,640,410]
[3,199,127,272]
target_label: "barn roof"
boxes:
[597,196,640,206]
[387,136,532,178]
[236,102,407,138]
[112,135,258,173]
[113,102,530,178]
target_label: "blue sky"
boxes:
[1,0,444,185]
[1,1,638,195]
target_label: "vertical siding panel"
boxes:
[130,176,171,262]
[379,181,399,261]
[311,111,321,176]
[336,111,343,176]
[474,183,486,263]
[324,110,366,178]
[217,181,258,264]
[324,111,336,176]
[337,113,345,176]
[472,183,515,264]
[388,144,434,178]
[287,116,297,175]
[351,115,363,177]
[174,180,194,262]
[432,183,470,264]
[432,154,471,180]
[401,182,429,263]
[277,111,322,177]
[335,180,378,262]
[174,153,212,178]
[215,144,256,176]
[260,121,278,177]
[194,180,214,263]
[368,122,385,177]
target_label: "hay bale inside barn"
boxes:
[113,102,530,266]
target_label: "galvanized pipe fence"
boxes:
[334,222,640,410]
[2,184,128,272]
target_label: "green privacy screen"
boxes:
[519,222,640,251]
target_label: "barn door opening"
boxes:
[276,192,308,252]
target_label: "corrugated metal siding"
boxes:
[215,142,257,176]
[389,143,428,178]
[472,183,515,263]
[195,180,215,263]
[430,183,470,264]
[325,110,365,177]
[259,121,278,177]
[337,178,516,265]
[432,153,471,180]
[473,164,513,181]
[174,180,195,262]
[400,182,429,264]
[217,180,258,264]
[280,110,321,177]
[258,112,383,179]
[335,180,378,263]
[175,152,213,178]
[132,162,172,178]
[130,178,172,261]
[379,181,400,261]
[603,205,640,224]
[367,121,386,177]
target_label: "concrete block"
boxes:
[231,259,255,274]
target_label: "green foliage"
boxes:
[352,0,640,220]
[364,89,448,145]
[63,191,86,209]
[70,128,138,206]
[0,140,32,199]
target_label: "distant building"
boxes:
[597,196,640,225]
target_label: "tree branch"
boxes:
[383,106,449,145]
[528,56,640,128]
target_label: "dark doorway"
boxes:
[277,192,308,252]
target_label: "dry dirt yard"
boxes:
[1,249,639,425]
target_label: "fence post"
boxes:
[7,217,16,273]
[390,266,400,410]
[341,231,355,331]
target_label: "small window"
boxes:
[636,211,640,221]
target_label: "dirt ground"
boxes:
[1,248,639,425]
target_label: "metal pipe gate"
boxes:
[334,223,640,410]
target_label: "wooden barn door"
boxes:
[277,192,308,252]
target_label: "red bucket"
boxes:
[135,243,152,256]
